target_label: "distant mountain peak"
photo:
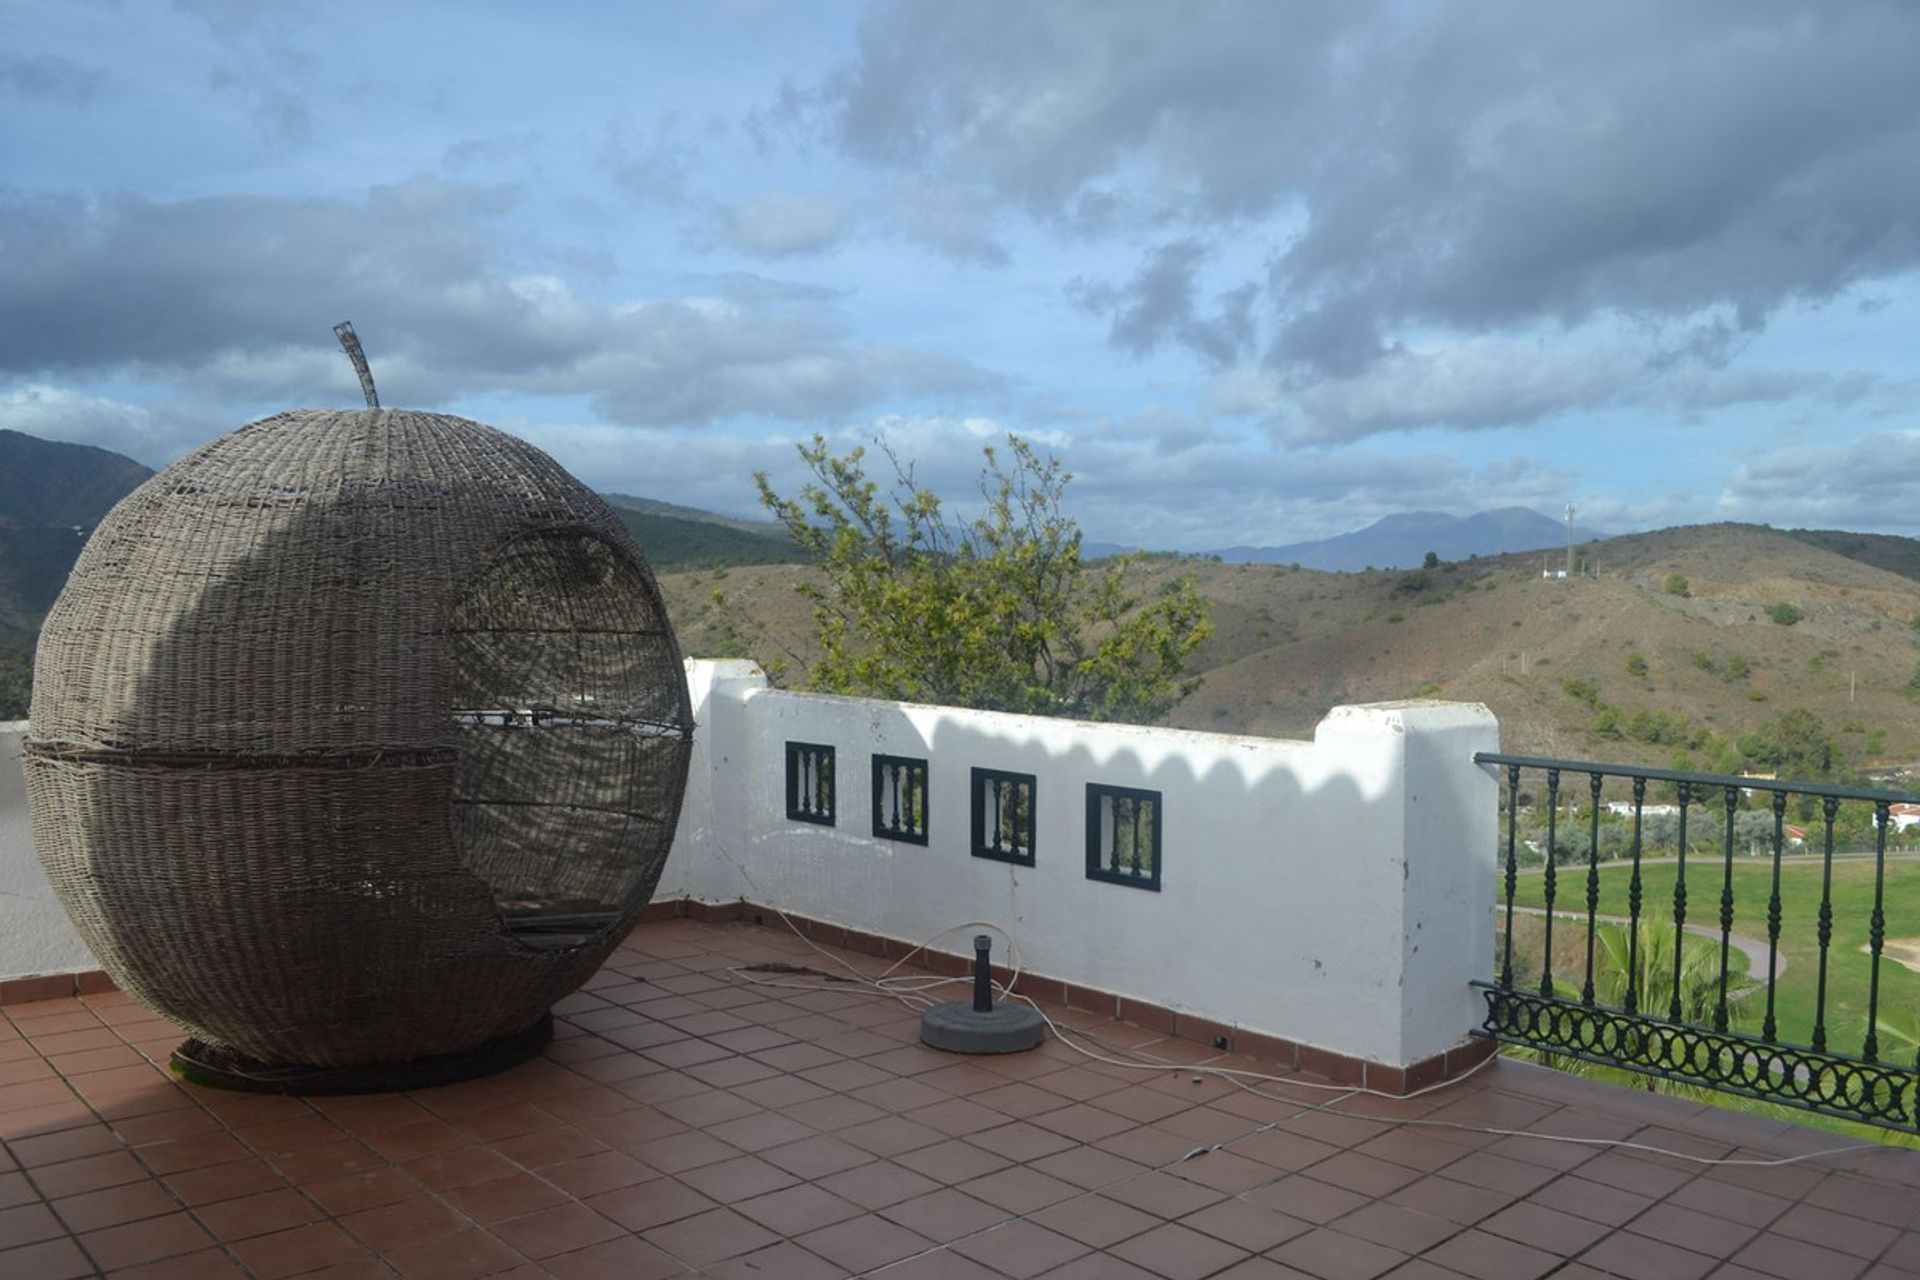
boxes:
[1213,507,1604,571]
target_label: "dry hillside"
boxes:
[657,523,1920,777]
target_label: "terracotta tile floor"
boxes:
[3,918,1918,1279]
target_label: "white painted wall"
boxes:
[0,724,98,979]
[1,667,1501,1069]
[661,662,1500,1069]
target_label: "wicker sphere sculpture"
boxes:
[25,409,693,1088]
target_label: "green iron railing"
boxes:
[1475,752,1920,1131]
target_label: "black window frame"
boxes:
[970,767,1037,866]
[785,741,836,826]
[871,754,930,845]
[1085,783,1162,891]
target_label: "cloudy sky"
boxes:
[5,1,1919,549]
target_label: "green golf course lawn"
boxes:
[1504,854,1920,1056]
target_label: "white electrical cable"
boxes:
[710,846,1898,1170]
[670,810,1904,1280]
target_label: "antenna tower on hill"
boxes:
[1565,503,1575,576]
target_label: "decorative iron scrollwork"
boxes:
[1480,986,1917,1130]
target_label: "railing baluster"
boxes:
[1670,780,1690,1023]
[1129,798,1143,875]
[991,780,1005,854]
[1865,800,1890,1063]
[1582,771,1603,1006]
[1501,764,1520,988]
[1715,785,1738,1033]
[1812,795,1838,1052]
[1625,776,1645,1015]
[1762,791,1787,1041]
[1541,768,1560,997]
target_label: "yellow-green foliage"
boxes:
[756,434,1213,723]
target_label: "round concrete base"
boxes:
[920,1001,1047,1054]
[168,1014,554,1095]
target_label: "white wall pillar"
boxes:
[1315,702,1500,1065]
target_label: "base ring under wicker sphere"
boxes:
[168,1014,555,1096]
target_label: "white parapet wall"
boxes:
[0,723,98,981]
[660,661,1500,1071]
[1,669,1500,1069]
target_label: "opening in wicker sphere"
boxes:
[24,410,693,1085]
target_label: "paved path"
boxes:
[1509,904,1782,988]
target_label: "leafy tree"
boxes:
[1738,708,1840,781]
[756,434,1214,723]
[1422,550,1440,569]
[1664,573,1691,597]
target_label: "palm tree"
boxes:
[1523,917,1731,1095]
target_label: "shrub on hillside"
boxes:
[1562,677,1602,709]
[1664,573,1691,597]
[1766,601,1803,626]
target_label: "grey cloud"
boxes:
[516,412,1593,551]
[1097,406,1239,455]
[1719,430,1920,531]
[0,53,106,104]
[829,1,1346,219]
[1219,336,1885,443]
[893,183,1009,265]
[1071,241,1255,366]
[820,1,1920,435]
[442,134,539,174]
[699,273,842,306]
[0,385,212,467]
[180,0,321,144]
[722,192,854,257]
[576,417,1586,551]
[601,113,700,205]
[0,181,999,429]
[574,304,993,427]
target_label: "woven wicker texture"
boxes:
[25,409,693,1068]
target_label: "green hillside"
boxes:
[609,507,799,571]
